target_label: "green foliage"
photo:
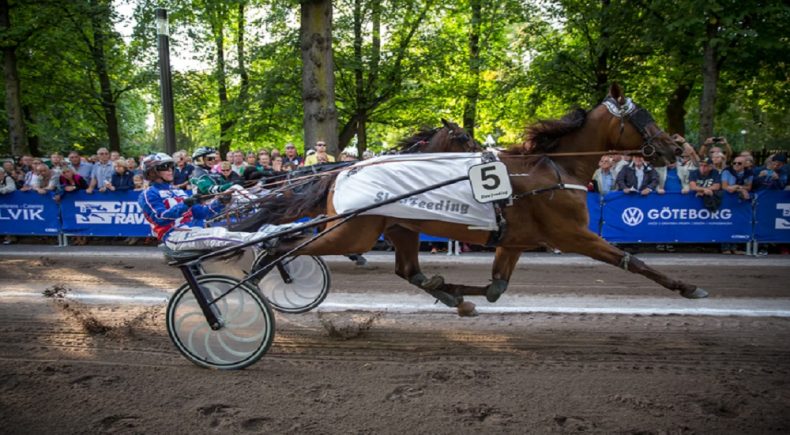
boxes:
[1,0,787,157]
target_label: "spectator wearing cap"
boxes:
[689,157,722,198]
[615,155,658,195]
[304,140,336,166]
[282,142,303,167]
[721,156,753,200]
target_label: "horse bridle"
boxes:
[602,96,663,158]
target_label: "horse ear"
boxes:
[609,83,625,105]
[441,118,450,128]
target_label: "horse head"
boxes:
[601,83,682,166]
[396,120,480,154]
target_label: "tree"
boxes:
[1,0,28,155]
[301,0,338,155]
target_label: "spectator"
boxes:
[721,156,753,200]
[219,161,244,185]
[32,164,58,194]
[126,157,143,176]
[19,160,41,192]
[67,151,93,179]
[86,148,114,194]
[699,136,733,163]
[590,155,616,195]
[711,151,727,175]
[3,160,23,188]
[0,167,16,194]
[689,157,722,212]
[611,153,630,179]
[133,174,146,191]
[615,155,658,195]
[54,166,88,202]
[172,151,194,189]
[362,150,375,160]
[655,158,684,194]
[110,150,121,161]
[304,140,336,166]
[245,152,257,167]
[340,151,357,162]
[49,153,68,177]
[108,159,135,192]
[257,153,272,171]
[231,151,248,176]
[754,154,788,191]
[270,148,281,160]
[282,142,303,167]
[271,155,284,173]
[18,155,33,173]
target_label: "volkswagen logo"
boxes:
[622,207,644,226]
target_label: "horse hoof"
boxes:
[421,275,445,291]
[681,287,709,299]
[486,279,508,303]
[457,301,478,317]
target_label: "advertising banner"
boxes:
[753,190,790,242]
[601,191,753,243]
[60,190,151,237]
[587,193,603,235]
[0,191,60,235]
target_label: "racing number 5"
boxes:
[481,165,500,190]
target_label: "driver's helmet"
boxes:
[192,147,218,167]
[142,153,175,181]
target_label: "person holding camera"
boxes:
[754,154,788,191]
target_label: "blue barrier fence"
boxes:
[2,190,789,243]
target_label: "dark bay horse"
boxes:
[249,84,708,316]
[229,119,479,230]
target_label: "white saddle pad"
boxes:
[332,153,497,230]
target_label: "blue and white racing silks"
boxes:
[138,182,223,240]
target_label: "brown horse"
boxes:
[252,84,708,316]
[229,119,479,230]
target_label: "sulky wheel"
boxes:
[251,255,331,314]
[166,274,275,370]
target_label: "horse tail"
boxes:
[229,173,338,232]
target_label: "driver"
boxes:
[190,147,234,195]
[138,153,292,251]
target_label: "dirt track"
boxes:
[1,251,789,433]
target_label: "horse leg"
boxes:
[437,246,523,305]
[555,230,707,298]
[384,225,475,315]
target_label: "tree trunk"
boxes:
[462,0,481,139]
[1,0,28,156]
[237,2,249,112]
[89,0,120,152]
[665,81,692,136]
[301,0,338,155]
[593,0,611,102]
[698,18,719,145]
[23,106,39,156]
[214,21,233,155]
[352,0,366,152]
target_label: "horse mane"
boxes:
[228,174,338,231]
[395,127,439,152]
[503,108,588,156]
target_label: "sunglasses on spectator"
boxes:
[156,163,174,171]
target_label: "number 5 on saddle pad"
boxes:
[468,161,512,203]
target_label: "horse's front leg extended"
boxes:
[557,230,708,298]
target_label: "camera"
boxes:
[713,137,724,142]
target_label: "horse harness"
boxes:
[484,97,665,246]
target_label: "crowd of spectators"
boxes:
[2,136,788,254]
[0,140,363,245]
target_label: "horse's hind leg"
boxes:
[555,229,707,298]
[384,225,472,313]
